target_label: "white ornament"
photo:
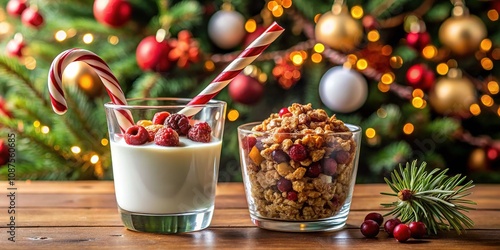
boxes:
[208,10,246,49]
[319,66,368,113]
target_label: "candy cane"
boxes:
[179,22,284,117]
[48,48,134,132]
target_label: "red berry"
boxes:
[278,107,290,117]
[322,158,338,176]
[360,220,380,238]
[384,218,401,237]
[365,212,384,226]
[272,149,290,163]
[241,136,257,151]
[124,125,149,145]
[288,144,307,161]
[21,7,44,28]
[152,111,170,125]
[6,39,25,58]
[277,177,292,192]
[305,162,322,178]
[7,0,27,17]
[409,221,427,239]
[187,122,212,143]
[333,150,350,164]
[393,224,411,242]
[154,127,179,146]
[164,113,191,135]
[287,191,298,201]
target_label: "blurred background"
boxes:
[0,0,499,183]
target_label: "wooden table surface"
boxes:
[0,181,499,249]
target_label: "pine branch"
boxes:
[381,160,476,235]
[0,56,49,107]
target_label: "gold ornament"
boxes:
[468,148,488,172]
[438,7,487,56]
[62,62,104,98]
[429,69,476,116]
[315,5,363,52]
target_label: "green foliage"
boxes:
[381,160,476,234]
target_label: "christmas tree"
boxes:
[0,0,499,182]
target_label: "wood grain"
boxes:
[0,181,498,249]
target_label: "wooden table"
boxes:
[0,181,499,249]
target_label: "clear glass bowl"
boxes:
[237,122,361,232]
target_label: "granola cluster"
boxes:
[240,103,357,220]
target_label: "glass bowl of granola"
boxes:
[237,103,361,232]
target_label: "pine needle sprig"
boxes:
[381,160,476,235]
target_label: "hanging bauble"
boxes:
[136,35,173,72]
[208,9,246,49]
[21,7,43,28]
[62,62,105,98]
[6,0,27,17]
[272,59,301,89]
[429,70,476,116]
[319,66,368,113]
[168,30,200,69]
[315,5,363,52]
[93,0,132,28]
[0,139,9,167]
[406,64,435,91]
[406,31,431,51]
[5,35,25,58]
[438,8,487,56]
[468,148,488,172]
[361,15,378,30]
[0,96,13,118]
[228,74,264,105]
[243,26,266,47]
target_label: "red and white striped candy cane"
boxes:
[179,22,284,117]
[48,48,134,132]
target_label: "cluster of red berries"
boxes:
[360,212,427,243]
[124,111,212,146]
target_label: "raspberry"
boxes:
[187,122,212,143]
[288,144,307,161]
[164,113,191,135]
[152,111,171,125]
[241,136,257,151]
[144,124,163,142]
[124,125,149,145]
[154,127,179,146]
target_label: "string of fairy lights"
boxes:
[6,0,500,172]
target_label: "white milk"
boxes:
[110,138,222,214]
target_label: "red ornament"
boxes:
[6,0,27,17]
[0,140,9,166]
[272,59,301,89]
[362,15,379,30]
[168,30,200,69]
[406,31,431,51]
[228,74,264,105]
[243,26,266,47]
[487,147,499,161]
[21,7,44,28]
[406,64,435,91]
[136,36,173,72]
[93,0,132,28]
[6,38,25,58]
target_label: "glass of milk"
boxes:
[104,98,226,233]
